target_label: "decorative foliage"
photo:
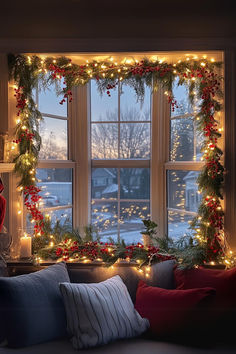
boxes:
[34,222,174,268]
[7,53,234,268]
[140,219,158,239]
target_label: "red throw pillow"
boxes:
[135,280,215,337]
[174,266,236,311]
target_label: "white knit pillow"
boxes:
[60,275,149,349]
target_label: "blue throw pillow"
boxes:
[0,262,70,348]
[0,259,8,345]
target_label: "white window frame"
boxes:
[27,85,75,230]
[89,81,151,241]
[0,51,226,250]
[165,103,204,238]
[36,79,211,241]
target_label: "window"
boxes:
[27,82,74,232]
[36,168,73,226]
[37,79,68,160]
[20,53,223,245]
[166,79,203,240]
[91,81,151,242]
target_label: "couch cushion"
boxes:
[174,265,236,342]
[0,256,8,344]
[67,259,176,302]
[174,266,236,308]
[135,280,215,338]
[0,338,236,354]
[60,275,149,349]
[0,262,70,348]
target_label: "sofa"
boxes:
[0,260,236,354]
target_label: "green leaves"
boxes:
[8,53,226,267]
[141,219,158,237]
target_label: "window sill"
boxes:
[6,259,139,276]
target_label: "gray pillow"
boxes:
[60,275,149,349]
[0,262,70,348]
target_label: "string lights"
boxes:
[7,52,235,268]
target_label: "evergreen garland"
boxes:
[7,53,234,268]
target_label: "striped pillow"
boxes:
[60,275,149,349]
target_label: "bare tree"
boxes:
[39,122,67,160]
[92,107,150,159]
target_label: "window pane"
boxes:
[45,208,72,226]
[38,80,67,117]
[120,123,150,159]
[120,168,150,199]
[91,123,118,159]
[37,168,72,207]
[91,80,118,121]
[120,85,151,121]
[91,201,118,239]
[170,117,204,162]
[91,168,117,199]
[171,79,193,117]
[167,170,200,212]
[120,202,150,243]
[168,210,194,241]
[196,129,204,160]
[39,117,68,160]
[170,117,194,161]
[27,208,72,233]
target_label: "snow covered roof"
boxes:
[102,184,118,194]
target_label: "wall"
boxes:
[0,1,236,249]
[0,0,236,41]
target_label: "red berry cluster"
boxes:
[106,83,117,97]
[129,61,171,77]
[204,196,223,230]
[59,89,72,104]
[13,129,35,144]
[14,87,27,116]
[200,71,221,100]
[56,240,109,261]
[54,240,174,263]
[48,63,66,80]
[168,94,179,112]
[203,118,218,138]
[48,63,74,104]
[207,236,224,259]
[147,245,175,261]
[23,186,44,235]
[125,243,144,259]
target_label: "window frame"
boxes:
[36,78,211,241]
[89,81,152,241]
[1,50,227,251]
[27,85,75,230]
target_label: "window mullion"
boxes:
[151,86,169,238]
[72,84,91,235]
[117,167,121,242]
[165,161,204,171]
[118,82,121,159]
[38,161,76,169]
[91,159,150,168]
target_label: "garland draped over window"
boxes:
[7,53,233,268]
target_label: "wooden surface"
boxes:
[6,259,139,276]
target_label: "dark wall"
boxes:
[0,0,235,40]
[0,0,236,248]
